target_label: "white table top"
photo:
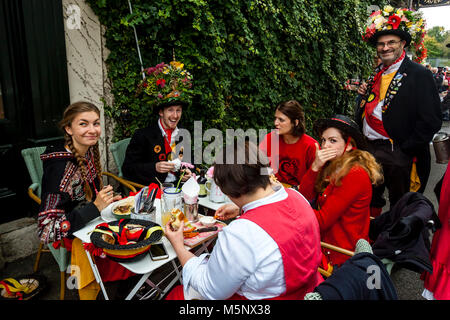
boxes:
[198,196,232,211]
[72,198,223,274]
[73,199,179,274]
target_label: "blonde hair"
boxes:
[58,101,103,201]
[315,149,383,193]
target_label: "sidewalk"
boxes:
[1,121,449,300]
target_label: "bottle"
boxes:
[198,169,207,198]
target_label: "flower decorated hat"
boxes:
[363,6,427,63]
[138,58,194,111]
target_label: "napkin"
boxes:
[182,176,200,204]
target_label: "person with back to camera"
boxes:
[259,100,317,190]
[298,115,383,271]
[357,6,442,216]
[164,141,323,300]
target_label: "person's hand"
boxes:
[156,161,175,173]
[181,168,192,181]
[93,185,122,212]
[214,203,240,220]
[357,81,367,96]
[164,220,185,250]
[311,143,338,172]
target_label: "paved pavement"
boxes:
[1,121,449,300]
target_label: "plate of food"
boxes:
[100,196,136,222]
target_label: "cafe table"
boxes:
[198,196,232,211]
[72,198,219,300]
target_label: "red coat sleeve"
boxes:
[298,168,319,201]
[314,166,371,232]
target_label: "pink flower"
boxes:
[206,166,214,178]
[181,162,194,169]
[146,67,156,74]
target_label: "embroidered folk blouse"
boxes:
[37,143,101,244]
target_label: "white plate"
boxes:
[100,202,117,222]
[100,196,136,222]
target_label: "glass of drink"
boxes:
[161,187,182,226]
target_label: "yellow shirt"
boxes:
[379,71,396,101]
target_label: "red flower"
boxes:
[156,79,166,88]
[387,15,401,29]
[363,26,375,41]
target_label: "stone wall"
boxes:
[62,0,117,177]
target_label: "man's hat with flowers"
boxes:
[362,6,427,63]
[137,56,194,111]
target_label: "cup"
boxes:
[205,179,226,203]
[184,202,199,222]
[161,187,183,226]
[162,182,174,191]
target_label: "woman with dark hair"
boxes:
[259,100,317,189]
[164,141,323,300]
[299,115,383,269]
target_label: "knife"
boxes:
[184,226,218,238]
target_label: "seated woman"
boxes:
[259,100,317,189]
[38,101,134,299]
[164,141,323,300]
[299,115,383,268]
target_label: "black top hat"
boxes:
[313,114,367,150]
[154,99,189,114]
[369,29,412,47]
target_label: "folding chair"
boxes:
[318,242,355,278]
[21,146,137,299]
[305,239,398,300]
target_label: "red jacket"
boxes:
[300,165,372,266]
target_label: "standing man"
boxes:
[122,60,194,186]
[357,6,442,216]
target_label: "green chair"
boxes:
[109,138,130,179]
[109,138,145,190]
[21,146,68,300]
[21,146,137,300]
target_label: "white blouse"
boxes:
[182,187,290,300]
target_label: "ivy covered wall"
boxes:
[85,0,385,141]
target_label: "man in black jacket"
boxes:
[122,59,194,186]
[122,101,192,186]
[356,7,442,216]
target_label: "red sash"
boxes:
[364,51,405,137]
[159,119,174,153]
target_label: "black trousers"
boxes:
[367,139,413,209]
[415,144,431,194]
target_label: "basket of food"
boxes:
[89,219,164,262]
